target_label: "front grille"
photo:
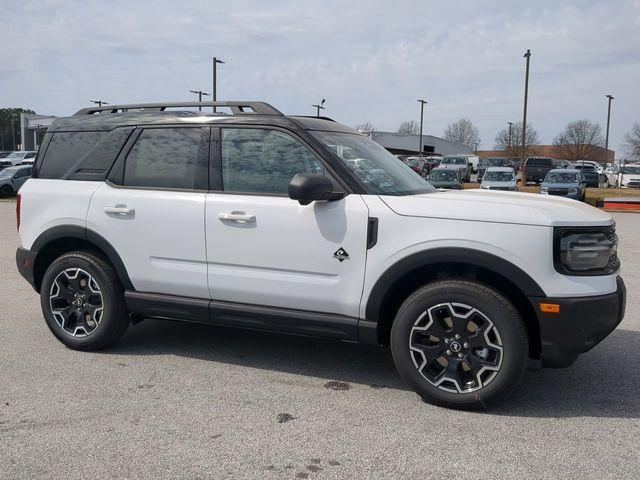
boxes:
[489,186,512,191]
[548,188,569,196]
[627,180,640,188]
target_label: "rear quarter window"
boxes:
[37,131,107,179]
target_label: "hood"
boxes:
[380,189,613,227]
[429,180,459,188]
[481,180,517,188]
[540,182,578,189]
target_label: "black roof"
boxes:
[49,101,359,134]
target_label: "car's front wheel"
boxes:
[391,280,528,409]
[40,251,130,350]
[0,185,13,198]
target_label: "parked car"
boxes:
[427,167,462,189]
[439,155,472,182]
[461,155,480,173]
[0,151,13,159]
[0,150,37,167]
[619,164,640,188]
[574,160,604,175]
[402,157,429,177]
[480,167,519,191]
[539,169,586,201]
[422,156,441,175]
[573,164,600,187]
[478,157,511,181]
[524,157,555,184]
[15,100,625,410]
[0,164,32,197]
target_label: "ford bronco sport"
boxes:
[16,101,625,409]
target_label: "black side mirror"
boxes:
[289,173,342,205]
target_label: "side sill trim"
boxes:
[124,291,359,341]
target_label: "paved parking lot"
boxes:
[1,200,639,479]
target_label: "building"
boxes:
[478,145,615,163]
[369,131,473,156]
[19,113,57,151]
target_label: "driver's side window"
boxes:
[221,128,325,195]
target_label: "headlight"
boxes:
[554,226,619,275]
[568,187,578,194]
[540,186,548,194]
[482,185,490,189]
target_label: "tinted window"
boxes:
[15,167,32,178]
[38,132,106,179]
[221,128,325,194]
[68,128,133,178]
[123,128,202,189]
[25,152,36,159]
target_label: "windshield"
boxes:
[484,171,514,182]
[441,156,466,165]
[312,131,435,195]
[429,170,457,181]
[623,166,640,174]
[6,152,23,159]
[545,172,579,183]
[574,165,595,171]
[0,168,17,179]
[481,158,506,167]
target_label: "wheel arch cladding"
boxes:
[367,248,544,359]
[31,225,134,293]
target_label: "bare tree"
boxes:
[553,120,605,161]
[443,118,479,147]
[494,122,539,157]
[622,122,640,162]
[397,120,420,135]
[354,121,377,133]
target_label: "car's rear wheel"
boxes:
[0,185,13,198]
[40,251,130,350]
[391,280,528,409]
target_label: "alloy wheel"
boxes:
[49,268,104,337]
[409,302,503,393]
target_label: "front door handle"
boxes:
[104,205,135,217]
[218,212,256,224]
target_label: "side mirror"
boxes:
[516,178,522,183]
[289,173,342,205]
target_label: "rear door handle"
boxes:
[218,212,256,224]
[104,205,135,217]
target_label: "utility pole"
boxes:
[90,100,109,107]
[212,57,225,113]
[604,94,614,165]
[521,49,531,180]
[507,121,514,155]
[417,99,427,156]
[475,138,482,153]
[11,112,16,150]
[189,90,210,112]
[312,99,326,117]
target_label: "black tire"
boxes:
[0,185,13,198]
[40,251,130,350]
[390,280,528,410]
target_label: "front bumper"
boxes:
[16,246,37,290]
[528,276,626,367]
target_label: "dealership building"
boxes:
[369,131,473,156]
[18,113,57,151]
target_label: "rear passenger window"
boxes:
[221,128,325,194]
[38,131,106,179]
[123,128,202,190]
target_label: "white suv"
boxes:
[15,101,625,409]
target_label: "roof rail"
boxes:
[74,101,283,116]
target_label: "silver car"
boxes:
[0,165,33,197]
[480,167,519,191]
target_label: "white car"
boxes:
[574,160,604,175]
[0,150,37,168]
[15,100,625,410]
[480,167,519,191]
[619,164,640,188]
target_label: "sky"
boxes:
[1,0,639,155]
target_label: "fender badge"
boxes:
[333,247,350,262]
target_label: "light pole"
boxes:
[604,94,614,165]
[212,57,225,112]
[521,49,531,180]
[417,99,427,156]
[507,121,514,155]
[312,99,326,117]
[90,100,109,107]
[475,138,482,153]
[11,112,16,150]
[189,90,210,112]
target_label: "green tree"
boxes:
[0,108,36,151]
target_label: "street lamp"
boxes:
[417,99,427,155]
[521,49,532,180]
[312,99,326,117]
[11,112,16,150]
[604,94,614,165]
[507,121,514,154]
[90,100,109,107]
[475,138,482,153]
[212,57,225,112]
[189,90,210,112]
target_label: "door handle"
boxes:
[104,205,135,217]
[218,212,256,224]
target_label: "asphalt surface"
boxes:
[1,200,639,479]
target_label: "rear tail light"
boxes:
[16,193,21,231]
